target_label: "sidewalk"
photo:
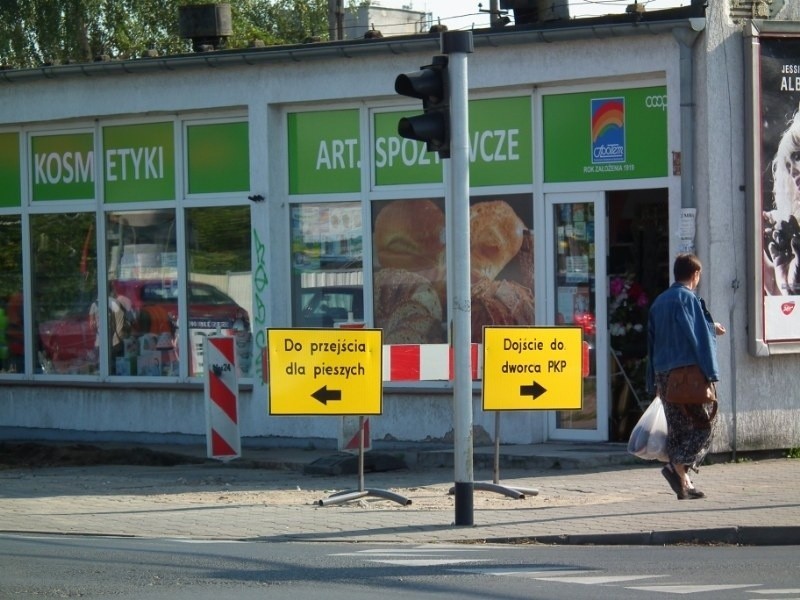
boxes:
[0,442,798,546]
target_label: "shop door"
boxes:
[546,192,608,441]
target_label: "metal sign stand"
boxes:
[450,412,539,499]
[318,416,411,507]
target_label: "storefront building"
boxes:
[1,2,799,453]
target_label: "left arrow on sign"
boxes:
[520,381,547,400]
[312,385,342,405]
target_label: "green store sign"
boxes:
[103,122,175,203]
[31,132,95,202]
[187,121,249,194]
[0,132,21,207]
[543,86,668,182]
[288,109,361,195]
[373,96,533,187]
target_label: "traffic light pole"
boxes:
[442,30,474,526]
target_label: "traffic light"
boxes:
[394,55,450,158]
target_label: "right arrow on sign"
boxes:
[520,381,547,399]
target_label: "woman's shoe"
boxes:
[687,488,705,499]
[661,464,685,497]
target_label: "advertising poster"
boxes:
[371,194,534,344]
[759,36,800,341]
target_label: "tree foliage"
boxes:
[0,0,330,68]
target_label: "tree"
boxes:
[0,0,330,69]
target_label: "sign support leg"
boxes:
[450,412,539,500]
[318,416,411,507]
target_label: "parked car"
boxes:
[38,280,249,370]
[295,286,364,328]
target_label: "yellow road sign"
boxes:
[482,326,584,411]
[267,328,383,416]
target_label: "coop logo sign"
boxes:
[645,94,668,110]
[590,97,626,165]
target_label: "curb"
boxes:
[485,526,800,546]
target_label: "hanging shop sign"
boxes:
[287,109,361,195]
[186,121,250,194]
[542,86,668,182]
[103,122,175,203]
[0,132,20,208]
[30,132,95,202]
[372,96,533,187]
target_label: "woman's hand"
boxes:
[714,322,726,336]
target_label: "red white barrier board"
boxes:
[381,343,482,381]
[339,416,371,453]
[204,336,241,460]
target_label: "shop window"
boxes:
[371,195,533,345]
[105,209,179,376]
[186,206,252,377]
[0,216,24,373]
[32,213,98,375]
[291,202,364,328]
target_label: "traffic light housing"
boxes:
[394,55,450,158]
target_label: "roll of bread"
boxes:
[374,200,445,273]
[471,277,534,343]
[374,268,444,344]
[470,200,525,280]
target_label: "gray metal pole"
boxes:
[442,30,474,526]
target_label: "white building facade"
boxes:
[1,2,798,453]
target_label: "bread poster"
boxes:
[372,195,534,344]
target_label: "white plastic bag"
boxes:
[627,396,669,462]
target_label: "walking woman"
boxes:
[646,253,726,499]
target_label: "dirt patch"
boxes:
[0,442,205,470]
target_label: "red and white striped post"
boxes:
[204,335,241,461]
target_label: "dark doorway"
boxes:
[607,189,669,442]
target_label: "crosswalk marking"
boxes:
[333,546,797,596]
[536,575,666,585]
[627,584,760,594]
[366,558,491,566]
[455,568,594,578]
[333,546,494,567]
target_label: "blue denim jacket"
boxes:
[646,282,719,395]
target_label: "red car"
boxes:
[38,280,249,372]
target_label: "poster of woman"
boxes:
[760,36,800,340]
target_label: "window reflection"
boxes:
[291,202,363,328]
[106,209,179,376]
[0,216,24,373]
[33,213,98,375]
[553,201,597,430]
[186,206,252,377]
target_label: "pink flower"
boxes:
[610,277,626,297]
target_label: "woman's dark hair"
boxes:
[674,253,702,282]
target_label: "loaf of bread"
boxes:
[497,229,534,290]
[374,200,445,273]
[470,276,534,343]
[470,200,525,281]
[374,268,445,344]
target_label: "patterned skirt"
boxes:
[655,371,716,468]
